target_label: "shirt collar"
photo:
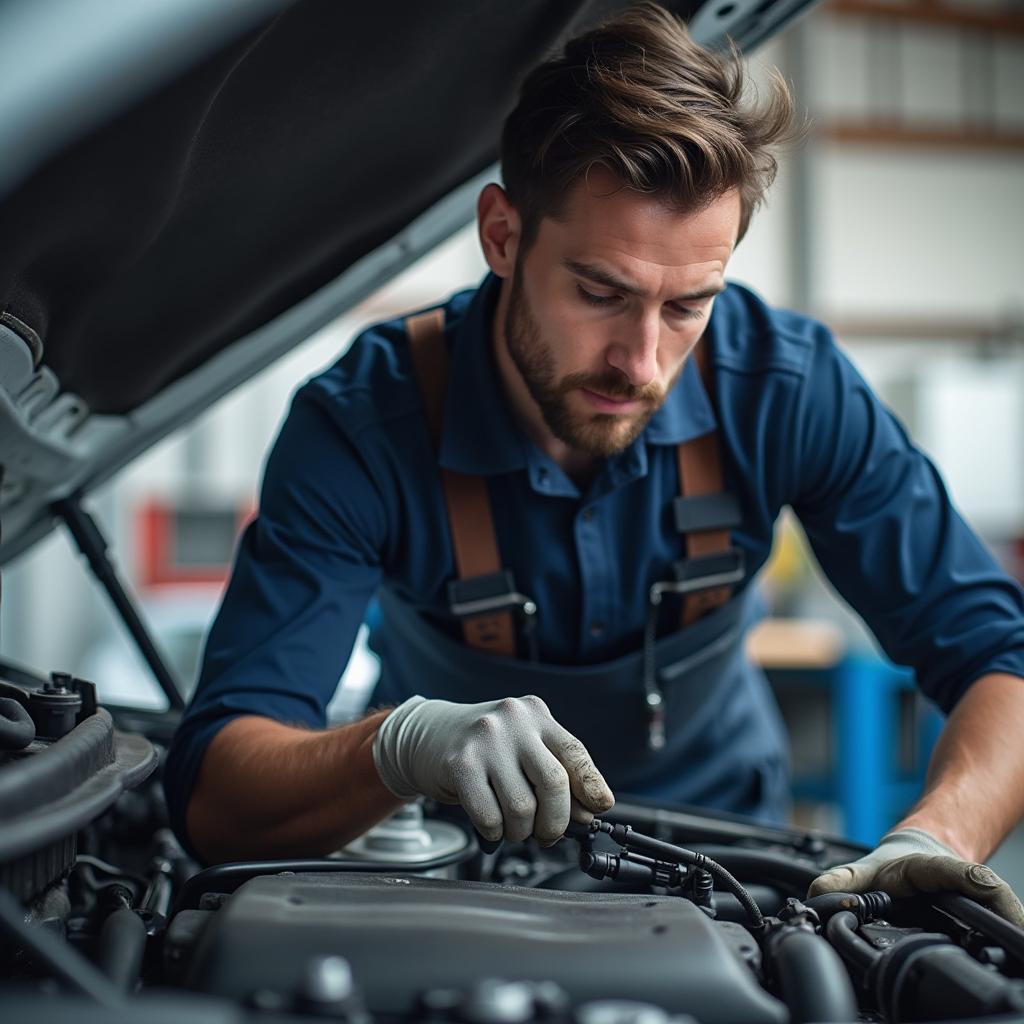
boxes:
[643,345,718,444]
[438,272,719,476]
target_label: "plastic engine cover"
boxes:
[185,873,787,1023]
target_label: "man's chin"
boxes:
[555,412,650,457]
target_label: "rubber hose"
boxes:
[0,696,35,750]
[771,927,859,1023]
[613,828,764,928]
[826,910,881,974]
[96,906,146,992]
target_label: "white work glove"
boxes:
[808,827,1024,927]
[372,694,615,845]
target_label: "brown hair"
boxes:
[501,2,797,248]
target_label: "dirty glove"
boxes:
[372,694,614,845]
[808,827,1024,927]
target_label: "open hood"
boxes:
[0,0,817,563]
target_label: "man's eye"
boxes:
[577,285,620,307]
[668,303,705,321]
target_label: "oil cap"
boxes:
[28,672,83,740]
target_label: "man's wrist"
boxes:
[891,812,978,862]
[371,695,429,800]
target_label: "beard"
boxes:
[503,268,677,457]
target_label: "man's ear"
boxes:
[477,184,521,279]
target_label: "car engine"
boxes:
[3,667,1024,1024]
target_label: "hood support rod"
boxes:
[52,494,185,711]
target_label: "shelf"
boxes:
[828,0,1024,36]
[818,122,1024,151]
[822,315,1022,344]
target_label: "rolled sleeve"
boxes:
[163,386,385,849]
[791,329,1024,713]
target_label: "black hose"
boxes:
[589,822,765,930]
[96,906,146,992]
[0,886,122,1007]
[804,890,892,924]
[689,844,822,894]
[934,893,1024,968]
[769,926,859,1023]
[826,910,881,975]
[0,695,35,750]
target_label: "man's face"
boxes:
[501,174,740,457]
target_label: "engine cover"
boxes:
[185,873,787,1023]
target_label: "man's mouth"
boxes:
[579,388,643,414]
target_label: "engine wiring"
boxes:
[564,818,766,931]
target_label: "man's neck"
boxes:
[491,281,601,488]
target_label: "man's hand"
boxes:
[372,694,615,845]
[808,827,1024,927]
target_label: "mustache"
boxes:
[559,371,664,405]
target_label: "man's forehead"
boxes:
[534,181,738,293]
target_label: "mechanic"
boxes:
[165,4,1024,924]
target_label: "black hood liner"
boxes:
[0,0,699,416]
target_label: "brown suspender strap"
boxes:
[405,309,517,657]
[676,342,734,626]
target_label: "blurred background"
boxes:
[1,0,1023,875]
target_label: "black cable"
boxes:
[687,844,822,893]
[934,893,1024,967]
[577,820,765,930]
[75,854,149,888]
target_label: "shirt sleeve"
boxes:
[162,384,387,851]
[789,326,1024,714]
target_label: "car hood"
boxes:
[0,0,816,563]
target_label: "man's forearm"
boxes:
[186,710,405,863]
[894,672,1024,862]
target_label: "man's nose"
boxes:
[605,313,660,388]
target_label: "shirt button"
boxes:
[589,620,605,638]
[581,507,596,522]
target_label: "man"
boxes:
[165,4,1024,923]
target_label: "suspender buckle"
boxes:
[649,548,746,606]
[447,570,540,660]
[447,570,536,619]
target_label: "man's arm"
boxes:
[186,711,403,864]
[783,329,1024,920]
[809,673,1024,925]
[893,672,1024,862]
[186,695,617,865]
[164,386,394,860]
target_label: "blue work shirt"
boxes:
[164,273,1024,848]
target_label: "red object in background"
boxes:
[137,500,255,589]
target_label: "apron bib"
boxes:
[379,304,790,824]
[372,585,790,823]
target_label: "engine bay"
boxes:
[3,670,1024,1024]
